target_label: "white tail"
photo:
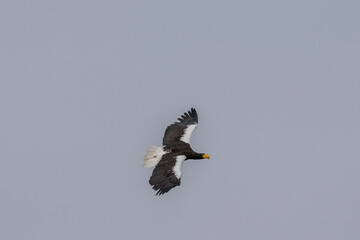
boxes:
[143,146,166,168]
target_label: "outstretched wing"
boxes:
[149,154,186,195]
[162,108,198,148]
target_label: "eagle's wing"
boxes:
[149,154,186,195]
[162,108,198,148]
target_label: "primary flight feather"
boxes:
[143,108,210,195]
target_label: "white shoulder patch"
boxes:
[173,155,186,179]
[180,124,197,143]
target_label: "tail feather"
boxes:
[143,146,165,168]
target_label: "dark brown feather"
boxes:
[149,153,181,195]
[162,108,198,148]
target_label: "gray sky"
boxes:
[1,1,360,239]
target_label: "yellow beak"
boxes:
[202,154,210,159]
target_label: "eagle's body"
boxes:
[143,108,210,195]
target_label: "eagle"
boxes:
[143,108,210,195]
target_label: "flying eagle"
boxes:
[143,108,210,195]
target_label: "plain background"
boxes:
[1,1,359,239]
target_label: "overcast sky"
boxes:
[1,1,360,239]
